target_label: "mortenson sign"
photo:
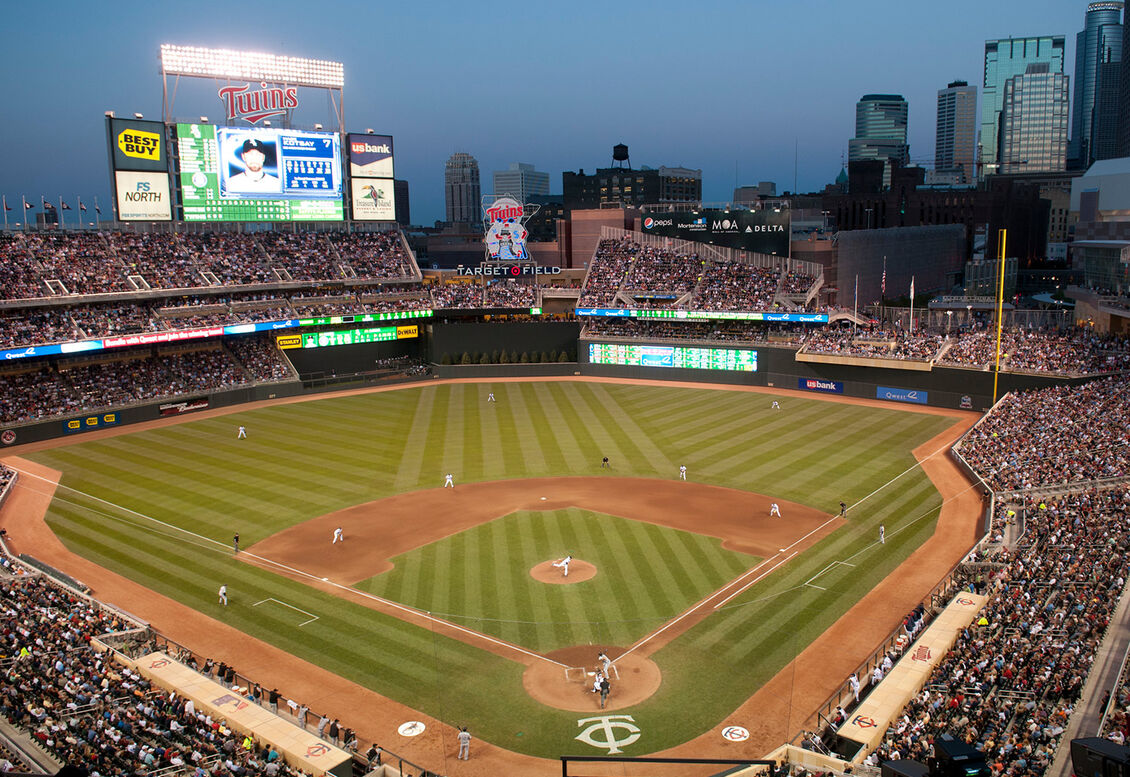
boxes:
[640,209,790,256]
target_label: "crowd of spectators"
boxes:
[0,571,320,775]
[578,236,636,306]
[780,270,818,295]
[0,336,295,425]
[802,327,946,361]
[620,246,702,294]
[937,328,1130,376]
[484,279,538,307]
[871,487,1130,777]
[954,377,1130,492]
[0,230,418,301]
[429,283,484,308]
[693,262,780,311]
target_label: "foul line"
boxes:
[712,552,798,609]
[7,466,565,669]
[253,597,319,627]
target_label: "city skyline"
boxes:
[0,0,1090,226]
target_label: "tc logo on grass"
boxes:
[576,715,641,754]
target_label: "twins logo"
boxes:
[483,196,536,262]
[575,715,641,754]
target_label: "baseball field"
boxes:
[14,378,966,760]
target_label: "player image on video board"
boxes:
[217,128,341,200]
[225,137,281,194]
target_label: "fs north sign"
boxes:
[219,82,299,124]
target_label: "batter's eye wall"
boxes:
[430,321,581,362]
[284,340,424,378]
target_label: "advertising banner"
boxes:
[640,209,790,255]
[876,386,928,405]
[159,399,210,416]
[347,134,394,178]
[350,178,396,221]
[109,118,168,172]
[63,412,120,435]
[115,171,173,221]
[797,377,844,394]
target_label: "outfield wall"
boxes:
[578,340,1099,411]
[430,321,581,362]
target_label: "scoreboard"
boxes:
[176,123,344,222]
[278,325,419,349]
[588,343,758,371]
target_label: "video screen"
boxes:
[176,123,343,222]
[588,343,758,371]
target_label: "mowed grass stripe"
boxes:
[503,384,551,473]
[477,385,515,481]
[529,383,587,472]
[588,383,679,474]
[393,386,438,490]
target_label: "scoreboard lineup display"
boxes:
[176,123,344,222]
[278,325,419,350]
[589,343,758,371]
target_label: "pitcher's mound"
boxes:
[530,559,596,584]
[523,646,661,711]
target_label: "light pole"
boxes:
[946,310,952,334]
[864,207,874,230]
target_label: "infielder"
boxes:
[218,584,228,606]
[770,503,781,518]
[237,426,247,439]
[679,465,687,480]
[552,554,573,577]
[444,473,454,488]
[333,527,343,544]
[457,727,471,760]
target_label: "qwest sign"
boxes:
[219,82,299,124]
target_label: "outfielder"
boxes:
[444,473,454,488]
[771,401,780,410]
[552,554,573,577]
[487,392,496,403]
[679,465,687,480]
[879,524,885,544]
[237,426,247,439]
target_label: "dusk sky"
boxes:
[0,1,1089,226]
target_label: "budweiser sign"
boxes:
[218,82,299,124]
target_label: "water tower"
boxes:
[612,143,630,169]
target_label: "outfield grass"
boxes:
[27,380,954,757]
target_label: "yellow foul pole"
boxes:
[992,229,1007,404]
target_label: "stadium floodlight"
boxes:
[104,110,114,117]
[366,128,374,134]
[133,112,144,119]
[199,116,208,122]
[314,123,323,130]
[160,45,345,89]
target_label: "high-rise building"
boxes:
[936,81,978,183]
[1070,2,1124,167]
[492,162,550,204]
[981,36,1066,177]
[999,63,1070,173]
[444,152,481,225]
[848,94,909,188]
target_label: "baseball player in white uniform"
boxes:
[879,524,885,544]
[552,555,573,577]
[444,473,454,488]
[771,401,780,410]
[679,465,687,480]
[487,392,496,402]
[218,585,228,606]
[333,527,343,544]
[237,426,246,439]
[770,503,781,517]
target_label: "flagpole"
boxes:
[992,230,1008,405]
[853,274,858,332]
[909,276,915,334]
[58,196,64,230]
[22,196,28,231]
[2,196,7,231]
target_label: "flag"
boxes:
[42,197,55,211]
[909,276,915,300]
[94,203,101,214]
[2,197,9,212]
[78,199,87,212]
[881,257,886,296]
[23,201,32,210]
[61,201,72,211]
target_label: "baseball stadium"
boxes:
[1,45,1129,777]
